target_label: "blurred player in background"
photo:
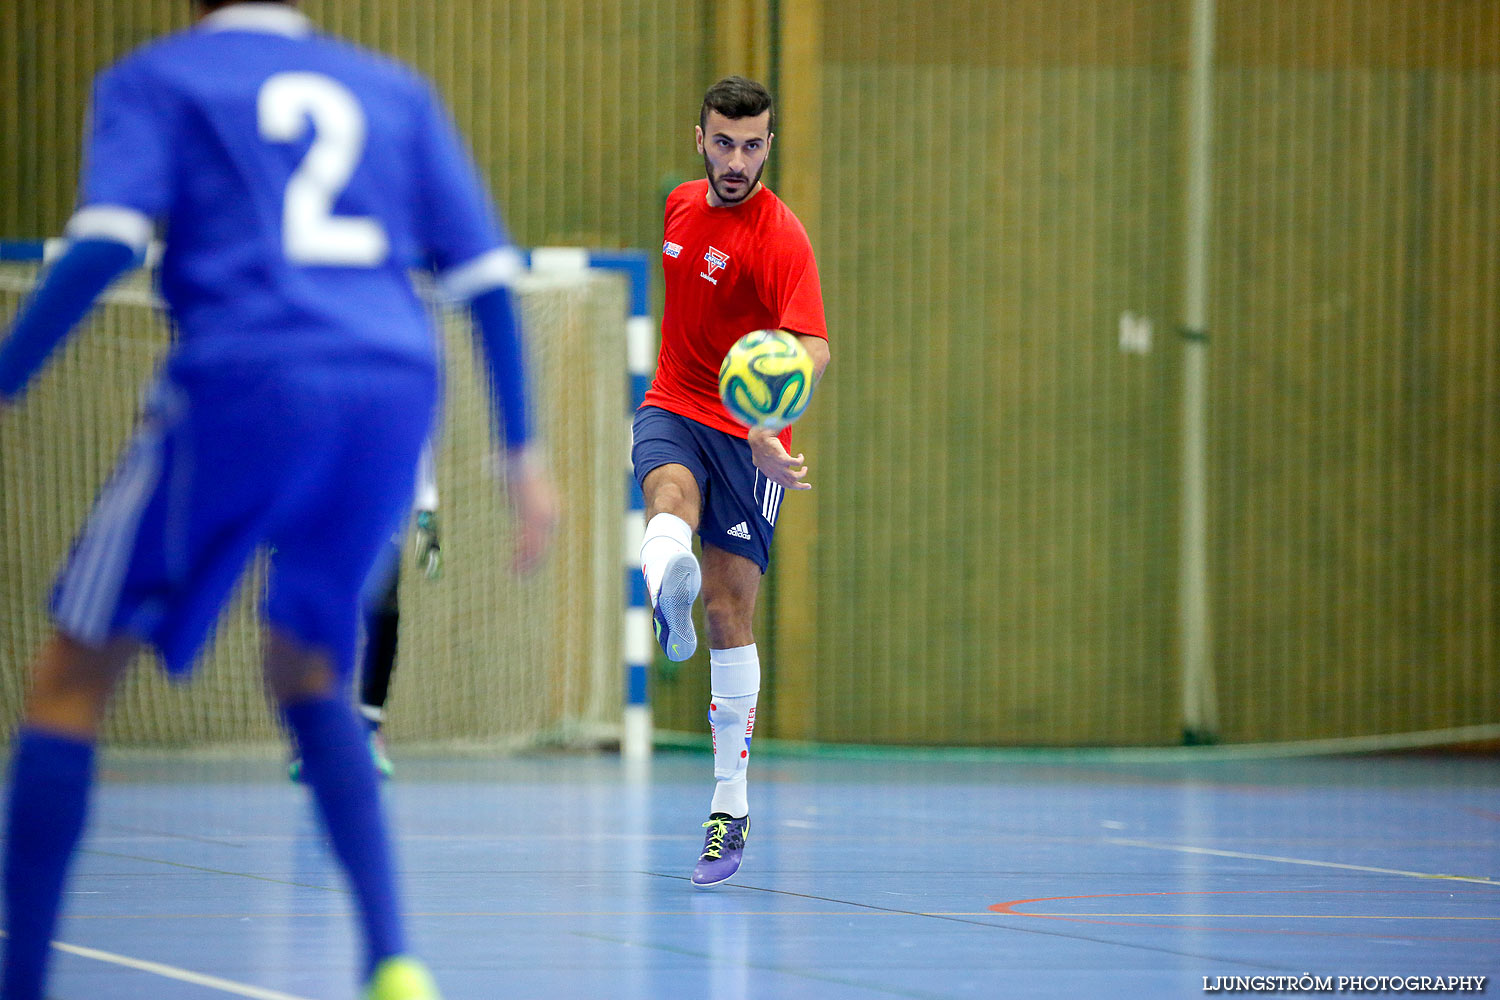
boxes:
[0,2,557,998]
[633,76,830,887]
[361,446,444,774]
[288,443,442,782]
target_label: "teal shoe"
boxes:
[369,729,394,778]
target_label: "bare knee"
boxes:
[25,632,137,739]
[262,629,339,707]
[643,465,701,526]
[700,547,762,650]
[702,590,755,649]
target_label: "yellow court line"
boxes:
[1104,837,1500,886]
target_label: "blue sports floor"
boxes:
[15,749,1499,999]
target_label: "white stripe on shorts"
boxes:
[761,479,783,526]
[55,423,165,644]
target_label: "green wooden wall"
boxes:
[3,1,1496,746]
[2,0,710,251]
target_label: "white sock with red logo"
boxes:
[708,643,759,818]
[640,512,694,604]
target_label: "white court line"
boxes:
[0,932,314,1000]
[1106,837,1500,886]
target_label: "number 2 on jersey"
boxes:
[258,72,389,267]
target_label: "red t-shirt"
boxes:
[643,179,828,445]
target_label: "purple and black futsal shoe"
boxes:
[691,812,750,887]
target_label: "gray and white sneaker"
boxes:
[651,549,701,662]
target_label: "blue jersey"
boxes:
[73,3,517,373]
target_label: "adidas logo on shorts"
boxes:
[726,521,752,540]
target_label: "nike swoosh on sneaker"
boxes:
[652,549,701,662]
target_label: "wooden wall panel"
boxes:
[2,0,709,254]
[753,0,1188,745]
[1209,5,1500,741]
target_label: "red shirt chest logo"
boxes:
[701,246,730,285]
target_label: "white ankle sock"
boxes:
[640,512,693,602]
[708,644,759,818]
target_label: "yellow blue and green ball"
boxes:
[717,330,814,432]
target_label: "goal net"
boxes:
[0,262,626,749]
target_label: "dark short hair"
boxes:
[700,76,774,133]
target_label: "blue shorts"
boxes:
[631,405,786,573]
[51,360,435,680]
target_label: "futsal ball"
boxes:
[718,330,815,431]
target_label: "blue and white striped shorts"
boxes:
[51,360,435,678]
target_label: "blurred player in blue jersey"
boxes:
[289,444,443,782]
[0,3,557,998]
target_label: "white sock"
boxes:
[708,644,759,818]
[640,512,694,603]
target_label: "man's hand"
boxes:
[505,447,560,573]
[748,426,811,490]
[413,509,443,580]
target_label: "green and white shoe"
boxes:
[369,729,394,778]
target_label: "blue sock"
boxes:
[283,697,405,978]
[3,728,96,1000]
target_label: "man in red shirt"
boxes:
[632,76,831,887]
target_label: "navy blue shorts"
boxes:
[631,406,787,573]
[51,360,435,680]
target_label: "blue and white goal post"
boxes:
[528,248,655,761]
